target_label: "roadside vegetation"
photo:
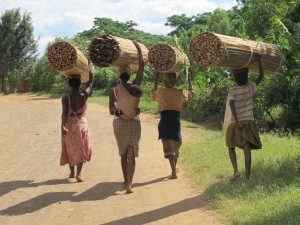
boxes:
[1,1,300,224]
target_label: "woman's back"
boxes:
[66,93,87,116]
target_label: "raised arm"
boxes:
[83,61,95,98]
[132,41,144,86]
[183,68,196,101]
[188,68,193,91]
[151,70,160,101]
[255,53,264,86]
[153,70,160,91]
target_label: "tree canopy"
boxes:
[0,8,38,92]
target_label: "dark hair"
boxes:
[69,77,81,89]
[129,84,142,97]
[234,72,248,86]
[164,73,177,87]
[120,72,130,82]
[165,73,176,79]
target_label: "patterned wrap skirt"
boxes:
[226,120,262,150]
[113,118,141,157]
[61,114,92,166]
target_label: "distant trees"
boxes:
[75,17,165,50]
[6,1,300,130]
[0,8,38,92]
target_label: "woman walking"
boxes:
[109,41,144,193]
[224,53,263,181]
[60,61,94,182]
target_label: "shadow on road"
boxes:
[100,193,209,225]
[0,179,69,197]
[0,177,174,217]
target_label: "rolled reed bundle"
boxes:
[189,32,282,75]
[88,35,148,70]
[148,43,190,75]
[47,41,89,83]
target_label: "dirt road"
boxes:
[0,94,221,225]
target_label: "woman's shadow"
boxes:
[0,177,168,215]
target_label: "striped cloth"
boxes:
[228,82,257,122]
[113,118,141,157]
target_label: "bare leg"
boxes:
[76,163,83,182]
[121,154,128,187]
[229,148,240,181]
[168,155,177,179]
[243,143,252,180]
[126,146,135,193]
[69,164,75,178]
[175,157,179,173]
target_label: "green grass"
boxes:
[18,90,299,225]
[89,95,109,105]
[89,95,158,114]
[90,96,300,225]
[180,128,300,225]
[89,97,300,225]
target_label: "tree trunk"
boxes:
[0,76,3,93]
[1,75,6,93]
[0,68,6,93]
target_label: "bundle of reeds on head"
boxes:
[47,41,89,83]
[88,35,149,71]
[189,32,282,75]
[148,43,190,77]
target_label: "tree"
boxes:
[0,8,38,93]
[75,17,165,49]
[165,14,195,36]
[206,8,233,35]
[236,0,292,39]
[165,13,211,36]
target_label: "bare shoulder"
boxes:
[109,87,115,95]
[62,95,68,103]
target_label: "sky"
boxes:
[0,0,237,56]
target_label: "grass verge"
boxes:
[89,97,300,225]
[180,127,300,225]
[77,95,300,225]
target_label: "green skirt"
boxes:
[226,120,262,149]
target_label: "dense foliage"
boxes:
[0,8,38,93]
[3,0,300,131]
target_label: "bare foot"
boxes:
[230,172,240,182]
[168,174,177,179]
[76,175,83,182]
[69,174,75,178]
[126,186,134,194]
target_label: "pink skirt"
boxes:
[60,114,92,166]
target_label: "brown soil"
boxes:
[0,94,222,225]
